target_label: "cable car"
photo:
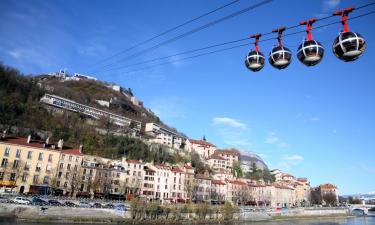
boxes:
[245,34,265,72]
[297,19,324,66]
[332,7,366,62]
[268,27,292,69]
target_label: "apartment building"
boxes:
[55,148,83,196]
[211,180,226,202]
[40,94,142,131]
[170,166,186,203]
[207,153,230,173]
[142,166,155,200]
[145,123,183,149]
[185,138,216,159]
[121,158,145,196]
[0,136,61,194]
[194,173,212,202]
[152,164,172,202]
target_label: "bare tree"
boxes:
[323,193,338,206]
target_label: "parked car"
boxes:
[64,201,78,207]
[104,203,115,209]
[48,199,62,206]
[92,202,103,208]
[79,201,91,208]
[31,197,48,206]
[13,197,31,205]
[0,196,9,203]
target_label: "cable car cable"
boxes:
[89,0,273,73]
[93,2,375,74]
[116,10,375,74]
[87,0,242,69]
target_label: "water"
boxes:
[0,217,374,225]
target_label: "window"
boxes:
[10,173,16,181]
[63,182,67,187]
[76,157,80,162]
[22,174,27,182]
[12,160,19,169]
[56,181,60,187]
[74,165,78,171]
[69,155,72,161]
[0,172,4,180]
[46,164,52,172]
[67,164,71,170]
[27,151,32,159]
[58,172,62,178]
[4,147,10,156]
[33,175,39,184]
[61,154,65,160]
[43,176,49,184]
[48,154,53,162]
[16,149,21,158]
[59,163,63,169]
[35,163,41,172]
[1,158,8,167]
[65,172,70,178]
[24,161,31,171]
[38,153,43,161]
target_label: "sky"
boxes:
[1,0,375,195]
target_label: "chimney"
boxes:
[2,130,6,139]
[27,135,31,144]
[57,139,64,149]
[79,144,83,153]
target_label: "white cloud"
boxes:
[212,117,247,129]
[284,155,304,165]
[277,154,304,171]
[264,132,288,148]
[310,117,320,122]
[368,191,375,195]
[7,50,22,59]
[149,97,186,120]
[212,117,251,148]
[326,0,340,9]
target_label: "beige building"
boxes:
[194,173,212,202]
[185,138,216,159]
[0,136,61,194]
[207,153,230,173]
[55,148,83,196]
[145,123,183,149]
[170,166,186,203]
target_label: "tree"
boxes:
[323,193,338,206]
[232,161,243,178]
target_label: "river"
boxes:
[0,217,374,225]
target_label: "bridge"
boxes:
[349,204,375,215]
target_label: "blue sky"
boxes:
[1,0,375,195]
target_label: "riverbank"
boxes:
[0,203,352,224]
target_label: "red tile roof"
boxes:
[61,149,83,155]
[212,180,226,185]
[215,149,240,156]
[0,137,70,151]
[229,180,247,186]
[171,167,184,173]
[208,154,225,160]
[126,159,142,164]
[320,183,337,189]
[189,139,216,147]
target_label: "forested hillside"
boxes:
[0,64,177,161]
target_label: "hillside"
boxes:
[0,64,179,159]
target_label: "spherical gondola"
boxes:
[245,50,265,72]
[269,46,292,69]
[268,27,292,70]
[332,31,366,62]
[297,40,324,66]
[332,7,366,62]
